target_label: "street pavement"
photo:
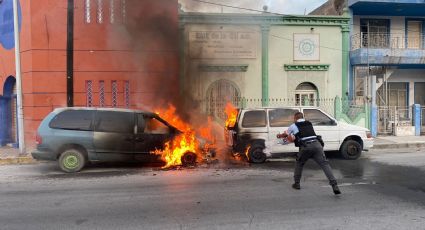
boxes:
[1,148,425,230]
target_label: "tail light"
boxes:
[366,131,372,139]
[36,133,42,145]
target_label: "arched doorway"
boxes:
[0,76,18,146]
[295,82,318,106]
[206,79,240,120]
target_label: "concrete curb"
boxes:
[372,142,425,150]
[0,156,37,165]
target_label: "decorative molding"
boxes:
[284,64,330,71]
[180,13,350,28]
[199,64,249,72]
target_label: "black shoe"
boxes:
[332,184,341,195]
[292,183,301,190]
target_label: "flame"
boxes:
[225,102,238,128]
[154,104,200,168]
[244,145,251,158]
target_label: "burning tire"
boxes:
[181,152,197,167]
[247,144,266,164]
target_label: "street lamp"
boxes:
[12,0,25,154]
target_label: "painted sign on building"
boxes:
[189,30,257,59]
[0,0,22,50]
[293,34,320,61]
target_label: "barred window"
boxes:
[109,0,115,24]
[85,0,91,23]
[99,80,105,107]
[84,0,127,24]
[124,81,130,108]
[121,0,127,23]
[96,0,104,24]
[86,80,93,107]
[112,80,118,107]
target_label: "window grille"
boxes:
[121,0,126,23]
[109,0,115,24]
[97,0,104,24]
[124,81,130,108]
[99,80,105,107]
[112,80,118,107]
[85,0,91,23]
[86,80,93,107]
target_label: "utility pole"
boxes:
[12,0,25,154]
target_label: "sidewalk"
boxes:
[0,147,35,165]
[1,136,425,165]
[372,135,425,149]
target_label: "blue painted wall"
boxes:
[0,0,22,50]
[0,76,16,146]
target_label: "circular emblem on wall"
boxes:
[298,38,315,56]
[0,0,22,50]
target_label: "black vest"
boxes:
[294,121,317,147]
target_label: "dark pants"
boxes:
[294,141,337,186]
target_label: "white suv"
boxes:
[226,107,373,163]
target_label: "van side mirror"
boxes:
[330,119,337,126]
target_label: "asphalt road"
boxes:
[1,148,425,230]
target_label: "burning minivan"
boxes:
[31,107,215,172]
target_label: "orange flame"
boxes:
[225,102,238,128]
[154,104,200,168]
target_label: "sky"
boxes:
[179,0,328,15]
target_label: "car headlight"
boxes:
[366,131,372,138]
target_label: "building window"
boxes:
[295,82,317,106]
[111,80,118,107]
[96,0,104,24]
[206,79,240,121]
[99,80,105,107]
[407,20,423,49]
[121,0,127,23]
[354,67,368,98]
[124,81,130,108]
[360,19,390,48]
[109,0,115,24]
[85,0,91,23]
[86,80,93,107]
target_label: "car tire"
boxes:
[58,149,86,173]
[181,152,197,167]
[340,140,362,160]
[247,144,267,164]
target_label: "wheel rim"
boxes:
[347,144,359,156]
[251,149,265,161]
[63,154,79,170]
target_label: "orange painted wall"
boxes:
[0,0,179,149]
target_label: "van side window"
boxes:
[143,117,170,134]
[49,110,94,131]
[242,110,267,128]
[95,111,134,133]
[304,109,333,126]
[269,109,298,127]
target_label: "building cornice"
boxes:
[199,64,249,72]
[284,64,330,71]
[180,13,350,27]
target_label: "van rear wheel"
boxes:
[247,144,267,164]
[58,149,86,173]
[340,140,362,160]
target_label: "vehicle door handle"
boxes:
[124,137,133,142]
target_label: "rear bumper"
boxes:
[363,138,374,150]
[31,149,57,161]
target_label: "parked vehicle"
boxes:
[225,107,374,163]
[31,107,205,172]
